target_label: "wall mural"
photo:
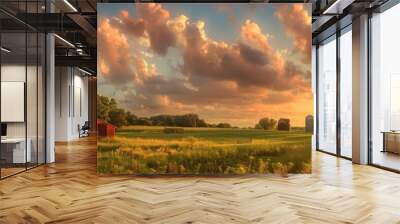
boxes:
[97,3,313,175]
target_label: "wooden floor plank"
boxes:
[0,137,400,223]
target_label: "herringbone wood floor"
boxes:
[1,137,400,224]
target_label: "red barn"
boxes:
[97,119,116,137]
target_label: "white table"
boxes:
[1,138,31,163]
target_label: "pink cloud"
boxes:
[275,4,311,63]
[137,3,176,55]
[117,10,145,37]
[98,19,133,84]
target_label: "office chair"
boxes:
[79,121,90,138]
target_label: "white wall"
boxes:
[55,67,70,141]
[71,73,89,138]
[55,67,89,141]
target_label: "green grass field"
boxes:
[97,126,312,175]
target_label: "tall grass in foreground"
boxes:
[97,134,311,175]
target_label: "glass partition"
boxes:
[317,35,337,154]
[371,3,400,171]
[38,32,45,165]
[339,27,352,158]
[1,31,28,177]
[27,31,38,169]
[0,1,46,179]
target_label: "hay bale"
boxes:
[164,127,184,134]
[277,118,290,131]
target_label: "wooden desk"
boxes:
[382,131,400,154]
[1,138,31,164]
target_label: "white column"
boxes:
[45,1,56,163]
[352,14,369,164]
[46,33,55,163]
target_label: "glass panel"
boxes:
[340,28,352,158]
[38,33,45,165]
[26,0,40,169]
[0,1,46,179]
[317,36,337,154]
[1,31,27,177]
[27,31,38,169]
[371,4,400,171]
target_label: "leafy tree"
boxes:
[97,94,119,123]
[258,117,277,130]
[96,94,232,129]
[172,114,198,127]
[126,111,138,125]
[97,94,110,121]
[217,123,231,128]
[136,118,152,126]
[197,119,207,127]
[108,108,127,127]
[254,124,262,129]
[109,98,117,111]
[166,116,176,126]
[150,115,177,126]
[184,114,199,127]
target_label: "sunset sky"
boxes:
[98,3,312,127]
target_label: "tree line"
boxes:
[98,94,233,128]
[98,94,291,130]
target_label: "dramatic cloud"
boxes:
[137,3,176,55]
[98,3,312,126]
[98,19,133,85]
[238,42,268,65]
[179,19,305,92]
[275,4,311,63]
[241,20,271,52]
[116,10,145,37]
